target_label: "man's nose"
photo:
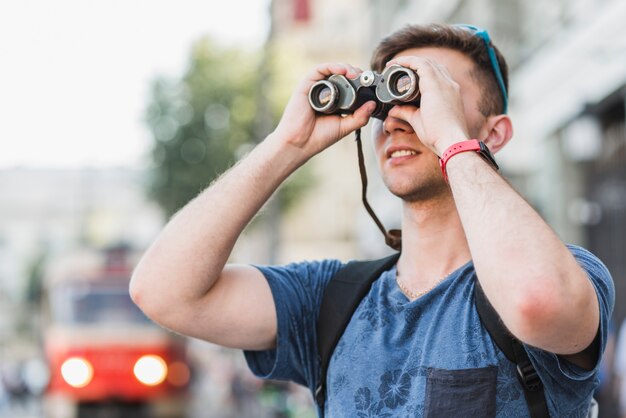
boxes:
[383,116,415,135]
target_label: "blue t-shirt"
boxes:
[244,245,614,417]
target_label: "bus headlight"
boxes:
[61,357,93,388]
[134,355,167,386]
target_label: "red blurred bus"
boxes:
[42,246,191,418]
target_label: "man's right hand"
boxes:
[270,63,376,162]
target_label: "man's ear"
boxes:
[482,114,513,154]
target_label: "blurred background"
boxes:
[0,0,625,417]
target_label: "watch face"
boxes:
[478,142,499,170]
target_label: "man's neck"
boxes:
[397,193,471,289]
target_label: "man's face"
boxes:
[372,47,489,202]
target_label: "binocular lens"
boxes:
[392,74,412,96]
[385,66,419,102]
[317,86,333,106]
[309,80,338,113]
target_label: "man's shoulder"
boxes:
[565,244,614,291]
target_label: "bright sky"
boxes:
[0,0,270,168]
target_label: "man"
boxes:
[130,24,614,416]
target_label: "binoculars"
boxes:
[308,64,421,120]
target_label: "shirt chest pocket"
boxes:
[424,366,498,418]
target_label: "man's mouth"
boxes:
[389,149,418,158]
[386,144,421,161]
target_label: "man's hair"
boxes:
[371,23,509,116]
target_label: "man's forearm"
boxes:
[445,152,599,354]
[130,134,306,310]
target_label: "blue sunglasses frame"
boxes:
[455,24,508,114]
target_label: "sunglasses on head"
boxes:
[455,24,508,114]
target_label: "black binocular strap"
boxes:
[354,129,402,251]
[315,253,400,417]
[315,255,550,418]
[474,280,550,418]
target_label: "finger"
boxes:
[338,101,377,134]
[389,102,420,118]
[347,64,362,79]
[387,105,426,141]
[385,57,462,95]
[433,62,458,85]
[386,55,432,68]
[298,63,362,96]
[388,56,439,75]
[306,63,354,82]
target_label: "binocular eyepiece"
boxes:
[308,64,421,120]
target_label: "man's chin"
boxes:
[385,179,449,203]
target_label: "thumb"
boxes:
[387,104,415,123]
[339,101,377,134]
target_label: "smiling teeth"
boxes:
[390,150,417,158]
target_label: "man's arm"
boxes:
[130,63,376,351]
[131,137,300,351]
[445,153,600,368]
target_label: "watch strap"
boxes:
[439,139,499,182]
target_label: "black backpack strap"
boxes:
[315,253,400,416]
[474,279,551,418]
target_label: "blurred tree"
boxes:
[24,248,47,307]
[145,37,311,219]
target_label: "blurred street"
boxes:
[0,363,316,418]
